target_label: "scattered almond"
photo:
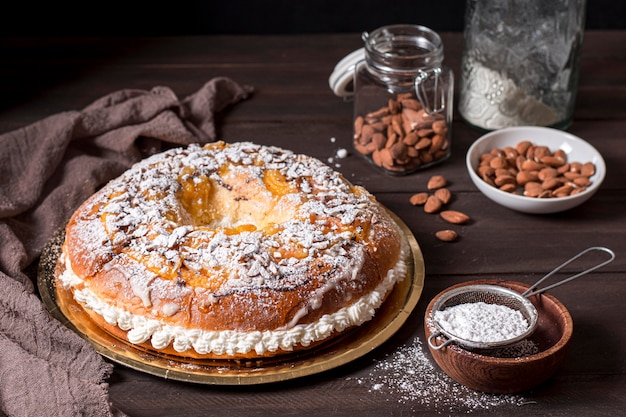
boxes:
[409,177,470,242]
[434,188,452,204]
[424,195,443,213]
[440,210,470,225]
[435,230,458,242]
[427,175,447,190]
[409,192,429,206]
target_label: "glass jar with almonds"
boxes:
[352,25,454,175]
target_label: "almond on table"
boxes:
[407,175,470,242]
[440,210,471,225]
[435,229,458,242]
[427,175,447,190]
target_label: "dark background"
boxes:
[3,0,624,36]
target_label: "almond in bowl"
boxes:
[466,127,606,214]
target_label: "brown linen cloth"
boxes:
[0,77,253,417]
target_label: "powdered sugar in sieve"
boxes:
[428,246,615,350]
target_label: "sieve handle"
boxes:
[427,332,455,350]
[522,246,615,298]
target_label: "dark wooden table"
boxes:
[1,31,624,416]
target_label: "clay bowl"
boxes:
[424,279,573,394]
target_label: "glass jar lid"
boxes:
[363,24,445,74]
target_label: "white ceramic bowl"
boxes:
[466,126,606,214]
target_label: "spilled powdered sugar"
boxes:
[327,136,349,168]
[352,337,527,413]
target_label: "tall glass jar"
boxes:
[352,25,454,175]
[459,0,586,131]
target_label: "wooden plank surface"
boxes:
[1,31,624,417]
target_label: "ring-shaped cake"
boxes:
[56,141,408,359]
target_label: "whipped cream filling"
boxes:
[58,239,408,357]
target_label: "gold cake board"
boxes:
[38,209,424,385]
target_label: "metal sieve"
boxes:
[428,246,615,350]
